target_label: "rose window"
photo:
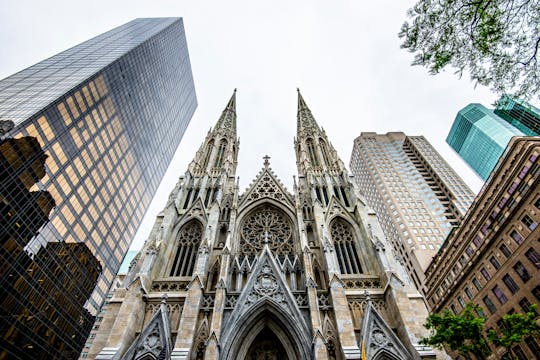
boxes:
[240,205,294,260]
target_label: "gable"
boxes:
[361,301,413,360]
[239,164,294,208]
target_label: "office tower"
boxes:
[494,95,540,136]
[425,137,540,359]
[446,103,525,180]
[0,18,196,359]
[88,91,440,360]
[349,132,475,289]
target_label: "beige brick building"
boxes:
[425,137,540,359]
[349,132,475,290]
[84,91,441,360]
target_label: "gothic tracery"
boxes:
[240,205,294,261]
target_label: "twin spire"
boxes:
[213,88,320,136]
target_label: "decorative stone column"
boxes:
[171,276,204,360]
[96,285,145,359]
[328,275,361,359]
[205,247,231,360]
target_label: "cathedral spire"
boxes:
[214,89,237,137]
[188,90,239,177]
[296,88,321,135]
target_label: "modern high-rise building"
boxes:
[425,137,540,359]
[494,95,540,136]
[446,98,539,181]
[349,132,475,289]
[0,18,196,359]
[86,92,440,360]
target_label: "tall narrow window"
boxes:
[202,140,214,170]
[331,218,362,274]
[319,139,330,167]
[306,138,319,167]
[214,139,227,168]
[170,220,203,277]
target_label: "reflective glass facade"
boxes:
[446,103,524,181]
[494,95,540,136]
[0,18,196,359]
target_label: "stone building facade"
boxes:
[88,91,439,360]
[425,137,540,359]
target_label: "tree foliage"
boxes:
[421,303,491,359]
[399,0,540,100]
[488,305,540,359]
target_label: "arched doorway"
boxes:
[245,327,288,360]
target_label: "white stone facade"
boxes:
[87,91,442,360]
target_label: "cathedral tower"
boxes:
[90,91,439,360]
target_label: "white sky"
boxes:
[1,0,494,251]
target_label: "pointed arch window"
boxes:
[214,139,227,168]
[319,138,331,167]
[202,139,214,170]
[170,220,203,277]
[306,138,319,167]
[330,218,363,274]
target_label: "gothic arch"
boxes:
[372,349,402,360]
[236,201,298,261]
[168,219,203,277]
[329,217,363,274]
[220,299,311,360]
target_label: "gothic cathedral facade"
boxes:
[92,91,440,360]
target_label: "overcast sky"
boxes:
[2,0,500,251]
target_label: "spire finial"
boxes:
[263,155,270,167]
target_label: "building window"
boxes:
[458,296,466,308]
[534,197,540,210]
[518,297,536,314]
[169,220,203,277]
[534,286,540,301]
[465,287,473,300]
[513,261,531,282]
[480,267,491,281]
[511,345,528,360]
[331,218,363,274]
[483,296,497,314]
[525,248,540,268]
[499,243,512,258]
[451,304,458,314]
[472,278,482,291]
[510,230,524,244]
[525,337,540,355]
[521,215,538,231]
[492,285,508,304]
[489,256,501,270]
[502,274,519,294]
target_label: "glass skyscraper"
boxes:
[446,103,524,180]
[0,18,196,359]
[494,95,540,136]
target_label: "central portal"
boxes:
[245,327,289,360]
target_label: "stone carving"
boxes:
[225,294,239,309]
[201,294,215,312]
[318,292,332,311]
[240,205,294,260]
[135,324,162,356]
[246,263,286,305]
[294,293,309,307]
[343,278,381,289]
[151,281,189,292]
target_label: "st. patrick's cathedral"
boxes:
[91,91,441,360]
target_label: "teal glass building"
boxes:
[494,95,540,136]
[0,18,196,359]
[446,104,524,181]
